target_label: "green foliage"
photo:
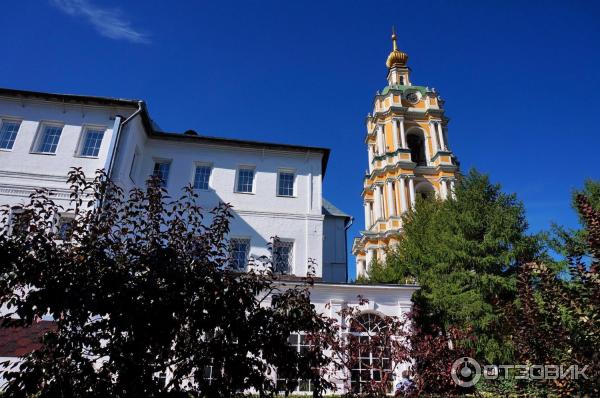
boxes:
[369,169,542,363]
[505,191,600,396]
[547,179,600,260]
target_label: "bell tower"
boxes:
[352,29,459,278]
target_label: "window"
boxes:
[203,362,215,385]
[34,124,63,154]
[277,171,295,197]
[56,215,74,240]
[349,313,392,394]
[236,167,254,193]
[193,165,211,190]
[79,128,105,157]
[129,150,139,181]
[155,372,167,387]
[277,333,315,393]
[153,161,171,188]
[406,132,426,166]
[0,120,21,150]
[273,240,293,274]
[230,238,250,270]
[9,209,30,236]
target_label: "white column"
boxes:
[377,124,385,154]
[367,249,375,271]
[429,122,439,153]
[386,180,395,217]
[443,127,450,151]
[440,179,448,200]
[364,202,371,229]
[424,135,431,165]
[399,118,407,149]
[374,185,382,221]
[379,249,387,264]
[358,260,367,277]
[408,178,416,208]
[398,177,407,213]
[437,122,446,151]
[392,120,399,151]
[368,145,374,173]
[449,179,456,199]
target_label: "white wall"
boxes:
[0,95,328,278]
[0,96,135,209]
[131,137,325,277]
[269,282,417,394]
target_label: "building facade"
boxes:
[0,87,341,281]
[352,30,459,277]
[0,84,417,393]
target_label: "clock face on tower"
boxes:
[406,92,419,104]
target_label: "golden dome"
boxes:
[386,28,408,69]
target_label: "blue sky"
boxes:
[2,1,599,279]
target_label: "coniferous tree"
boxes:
[369,169,542,363]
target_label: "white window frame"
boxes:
[0,117,22,151]
[152,158,172,188]
[7,208,23,236]
[349,312,393,394]
[31,122,64,155]
[229,237,251,270]
[54,213,75,241]
[191,162,213,191]
[272,239,294,275]
[276,168,296,198]
[234,165,256,194]
[277,332,316,393]
[76,125,106,158]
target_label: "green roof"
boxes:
[380,84,429,96]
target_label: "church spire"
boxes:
[386,27,408,69]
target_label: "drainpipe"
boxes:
[343,216,354,283]
[104,100,144,179]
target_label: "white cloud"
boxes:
[50,0,150,44]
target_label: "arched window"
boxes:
[415,181,436,200]
[349,313,392,393]
[406,131,426,166]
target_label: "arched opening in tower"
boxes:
[415,181,436,200]
[406,132,426,166]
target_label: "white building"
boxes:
[0,87,417,393]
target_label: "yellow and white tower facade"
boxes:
[352,30,459,277]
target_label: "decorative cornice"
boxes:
[0,184,74,200]
[368,107,445,124]
[430,150,454,163]
[397,174,415,180]
[364,161,416,181]
[372,147,411,162]
[0,170,70,183]
[236,209,324,222]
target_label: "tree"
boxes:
[407,305,476,397]
[548,179,600,262]
[506,191,600,396]
[368,169,542,364]
[0,169,333,397]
